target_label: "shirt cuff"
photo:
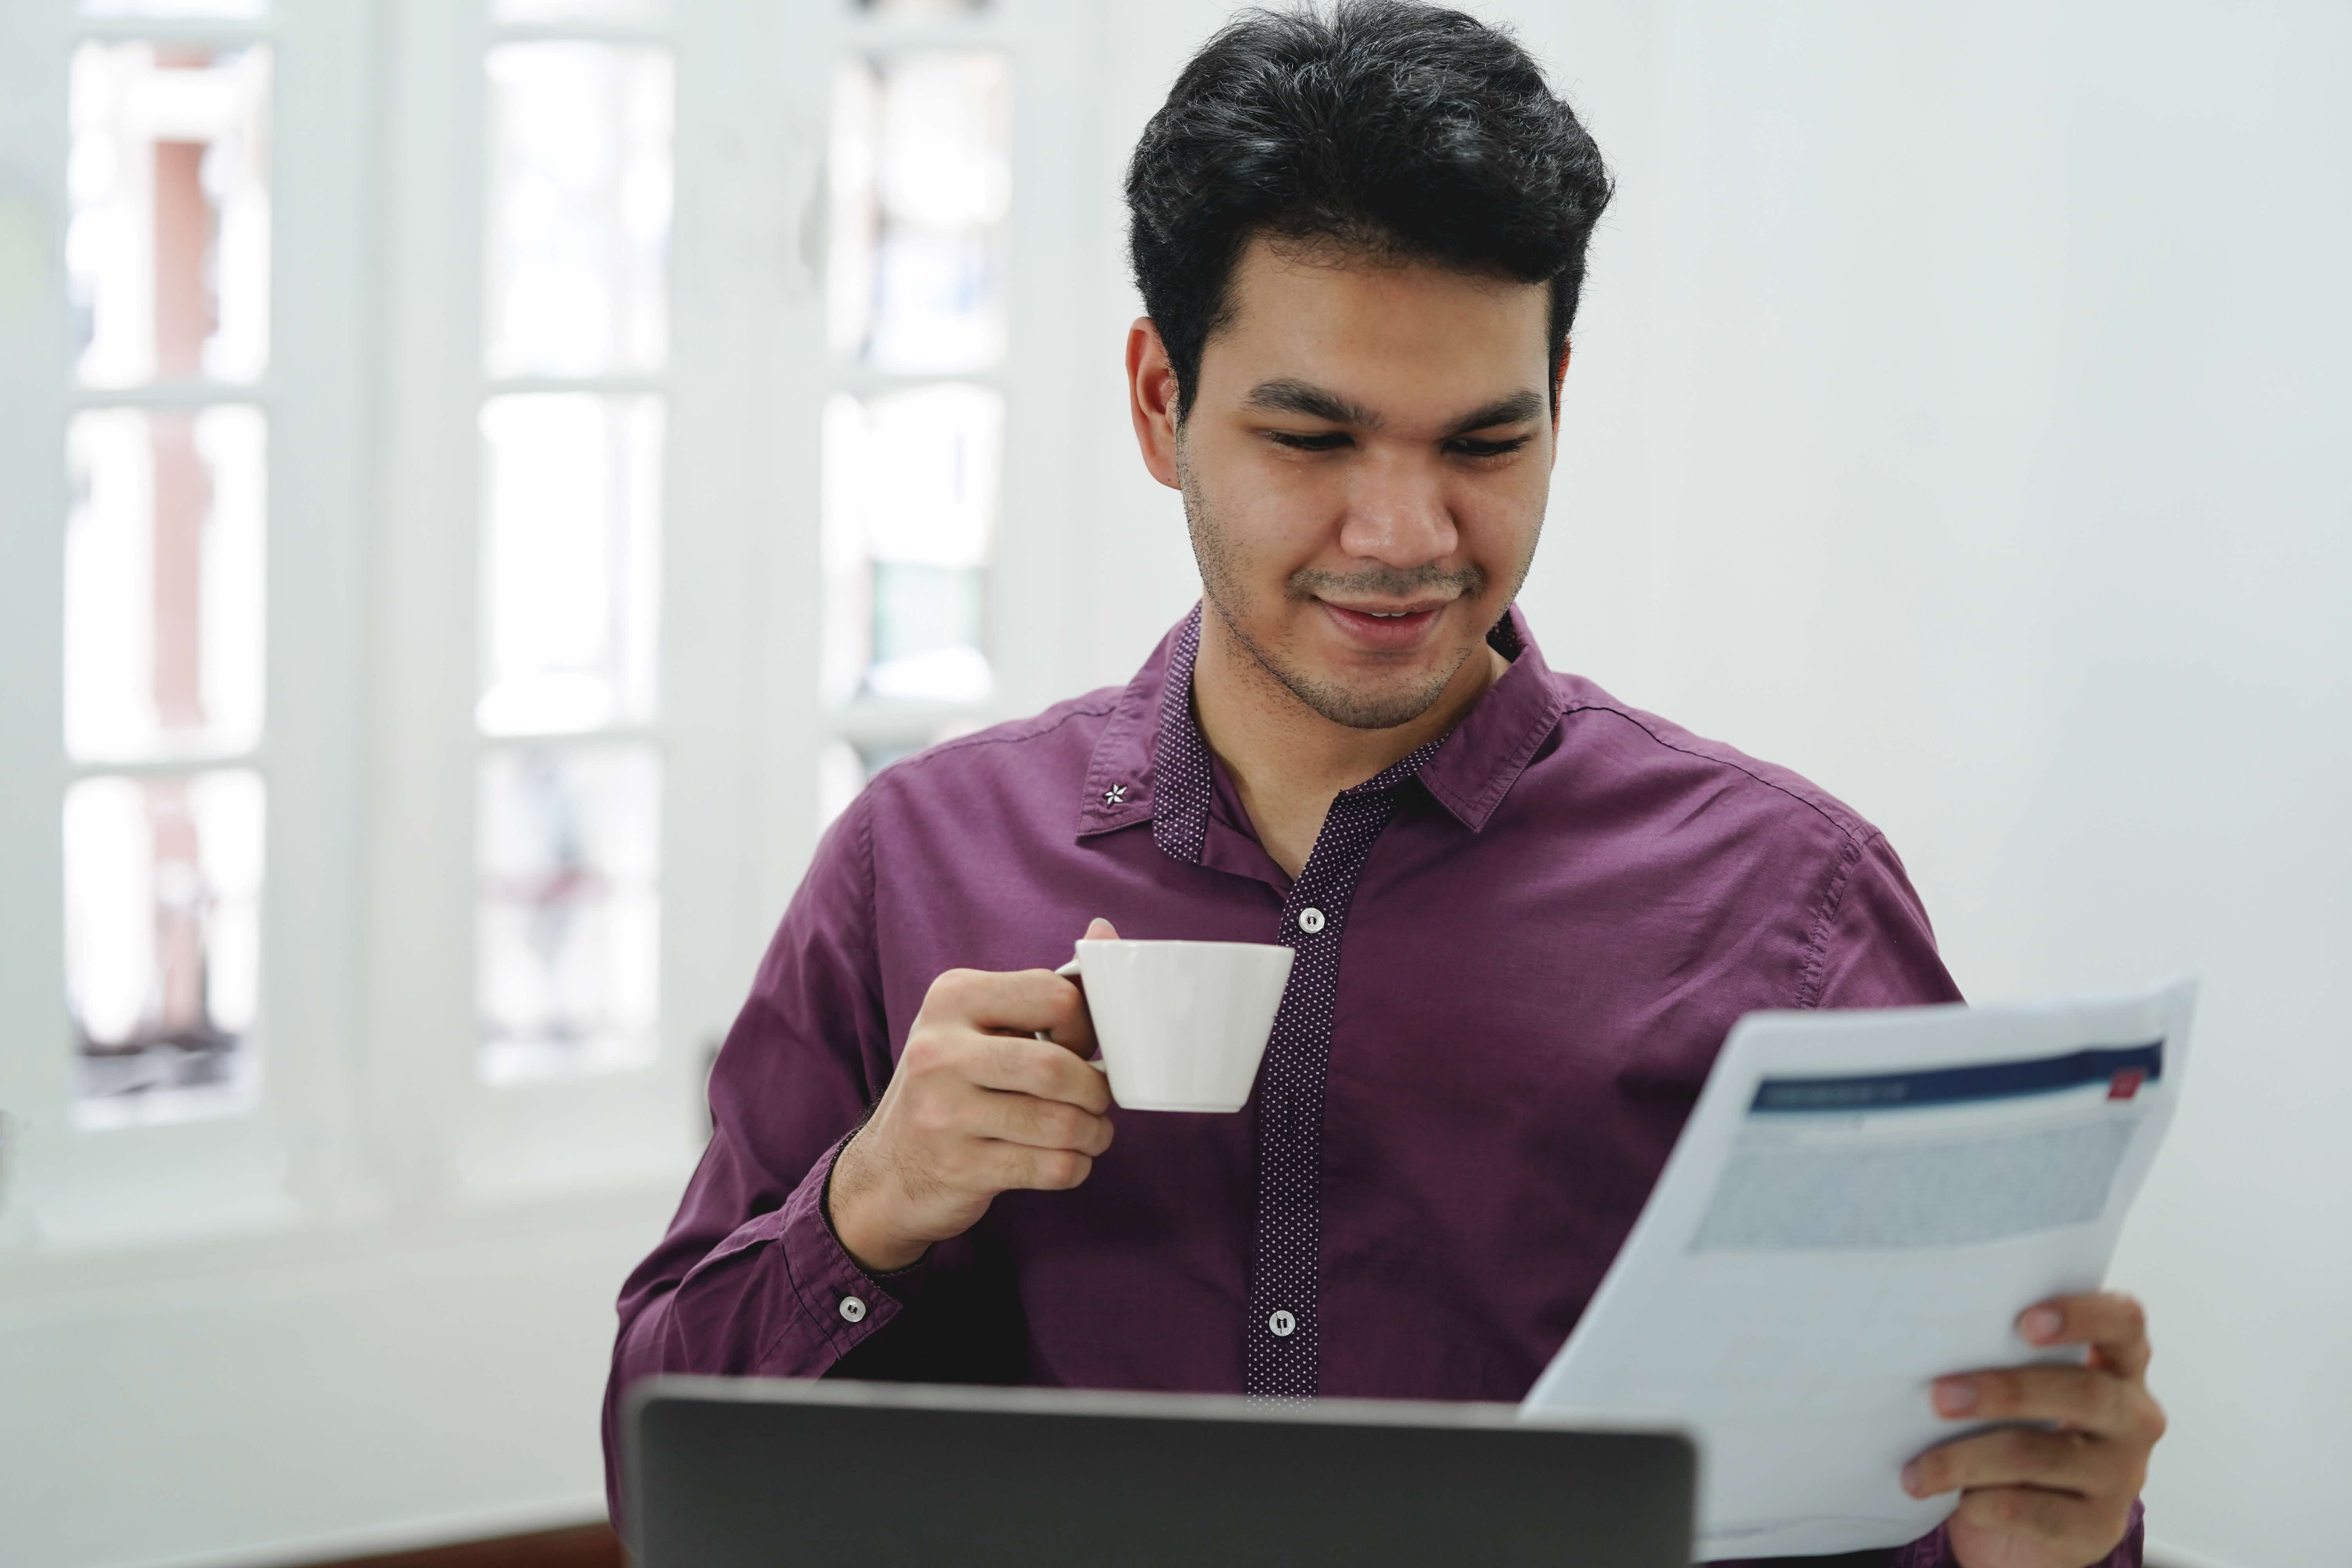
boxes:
[1890,1499,2144,1568]
[818,1130,935,1300]
[700,1128,917,1372]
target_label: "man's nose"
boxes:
[1335,451,1457,568]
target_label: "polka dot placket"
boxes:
[1145,610,1444,1402]
[1243,743,1440,1402]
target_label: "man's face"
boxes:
[1134,235,1558,731]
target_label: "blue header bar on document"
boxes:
[1750,1041,2165,1114]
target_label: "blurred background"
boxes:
[0,1,2344,1564]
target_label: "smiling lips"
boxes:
[1318,597,1449,651]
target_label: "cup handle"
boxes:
[1041,952,1105,1066]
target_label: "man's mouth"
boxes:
[1317,598,1450,648]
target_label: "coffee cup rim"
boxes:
[1069,939,1291,953]
[1056,938,1295,977]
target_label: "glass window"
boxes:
[64,769,265,1125]
[820,382,1001,704]
[483,42,673,378]
[867,564,986,701]
[477,393,662,736]
[858,0,990,15]
[492,0,670,22]
[67,42,271,387]
[81,1,267,16]
[65,405,266,762]
[828,51,1010,375]
[477,744,660,1084]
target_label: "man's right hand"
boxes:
[827,920,1120,1272]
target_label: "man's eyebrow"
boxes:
[1240,380,1546,437]
[1242,378,1385,430]
[1442,390,1546,436]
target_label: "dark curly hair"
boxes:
[1126,0,1613,419]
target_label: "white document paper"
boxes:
[1520,982,2196,1560]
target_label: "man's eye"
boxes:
[1266,430,1352,451]
[1447,436,1532,459]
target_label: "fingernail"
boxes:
[2020,1307,2063,1343]
[1933,1377,1977,1416]
[1900,1461,1924,1496]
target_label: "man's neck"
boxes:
[1190,606,1508,880]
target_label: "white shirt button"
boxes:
[1268,1309,1297,1338]
[838,1294,867,1324]
[1296,907,1326,934]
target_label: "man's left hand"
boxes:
[1904,1293,2165,1568]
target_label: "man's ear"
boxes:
[1551,338,1572,436]
[1127,317,1183,490]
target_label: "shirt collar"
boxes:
[1075,602,1564,855]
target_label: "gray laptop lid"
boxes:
[627,1377,1694,1567]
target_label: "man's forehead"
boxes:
[1204,235,1552,403]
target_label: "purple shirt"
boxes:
[605,607,2141,1568]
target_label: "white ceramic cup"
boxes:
[1051,940,1294,1112]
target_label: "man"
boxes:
[606,5,2164,1563]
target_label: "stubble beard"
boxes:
[1179,456,1493,733]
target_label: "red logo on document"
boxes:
[2107,1069,2146,1100]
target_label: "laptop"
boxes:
[626,1376,1694,1567]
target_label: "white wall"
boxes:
[1080,4,2351,1564]
[0,1191,676,1568]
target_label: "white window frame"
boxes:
[0,0,1103,1263]
[0,4,1109,1563]
[0,0,375,1250]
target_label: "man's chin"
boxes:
[1204,588,1479,731]
[1276,664,1460,732]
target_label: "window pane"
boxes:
[82,0,268,15]
[484,42,672,377]
[478,393,661,735]
[492,0,670,22]
[65,405,266,762]
[820,383,1000,705]
[64,769,264,1125]
[478,745,659,1084]
[869,565,986,699]
[828,52,1010,374]
[67,43,270,388]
